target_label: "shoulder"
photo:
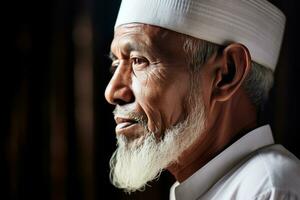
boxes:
[232,144,300,199]
[249,145,300,189]
[202,145,300,200]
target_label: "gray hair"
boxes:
[182,36,274,108]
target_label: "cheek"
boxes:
[131,73,165,132]
[132,69,190,128]
[160,79,190,124]
[132,67,168,103]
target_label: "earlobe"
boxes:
[212,43,251,102]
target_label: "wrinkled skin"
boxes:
[105,24,191,141]
[105,23,257,182]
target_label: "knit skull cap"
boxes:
[114,0,286,71]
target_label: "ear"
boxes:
[212,43,251,102]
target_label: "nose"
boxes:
[105,65,134,105]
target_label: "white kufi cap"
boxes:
[115,0,286,71]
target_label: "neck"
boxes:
[167,90,257,182]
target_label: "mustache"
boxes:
[113,105,148,127]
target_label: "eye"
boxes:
[131,57,149,68]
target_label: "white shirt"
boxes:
[170,125,300,200]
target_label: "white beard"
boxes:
[109,92,206,193]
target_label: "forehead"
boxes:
[111,23,185,57]
[114,23,168,38]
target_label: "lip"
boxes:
[115,122,140,135]
[114,116,140,136]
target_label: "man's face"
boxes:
[105,24,191,141]
[105,24,206,192]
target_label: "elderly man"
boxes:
[104,0,300,199]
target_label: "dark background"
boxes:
[2,0,299,199]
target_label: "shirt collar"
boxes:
[170,125,274,200]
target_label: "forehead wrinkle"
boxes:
[112,24,171,54]
[112,24,186,62]
[111,33,149,57]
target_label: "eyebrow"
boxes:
[110,39,147,59]
[108,51,117,61]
